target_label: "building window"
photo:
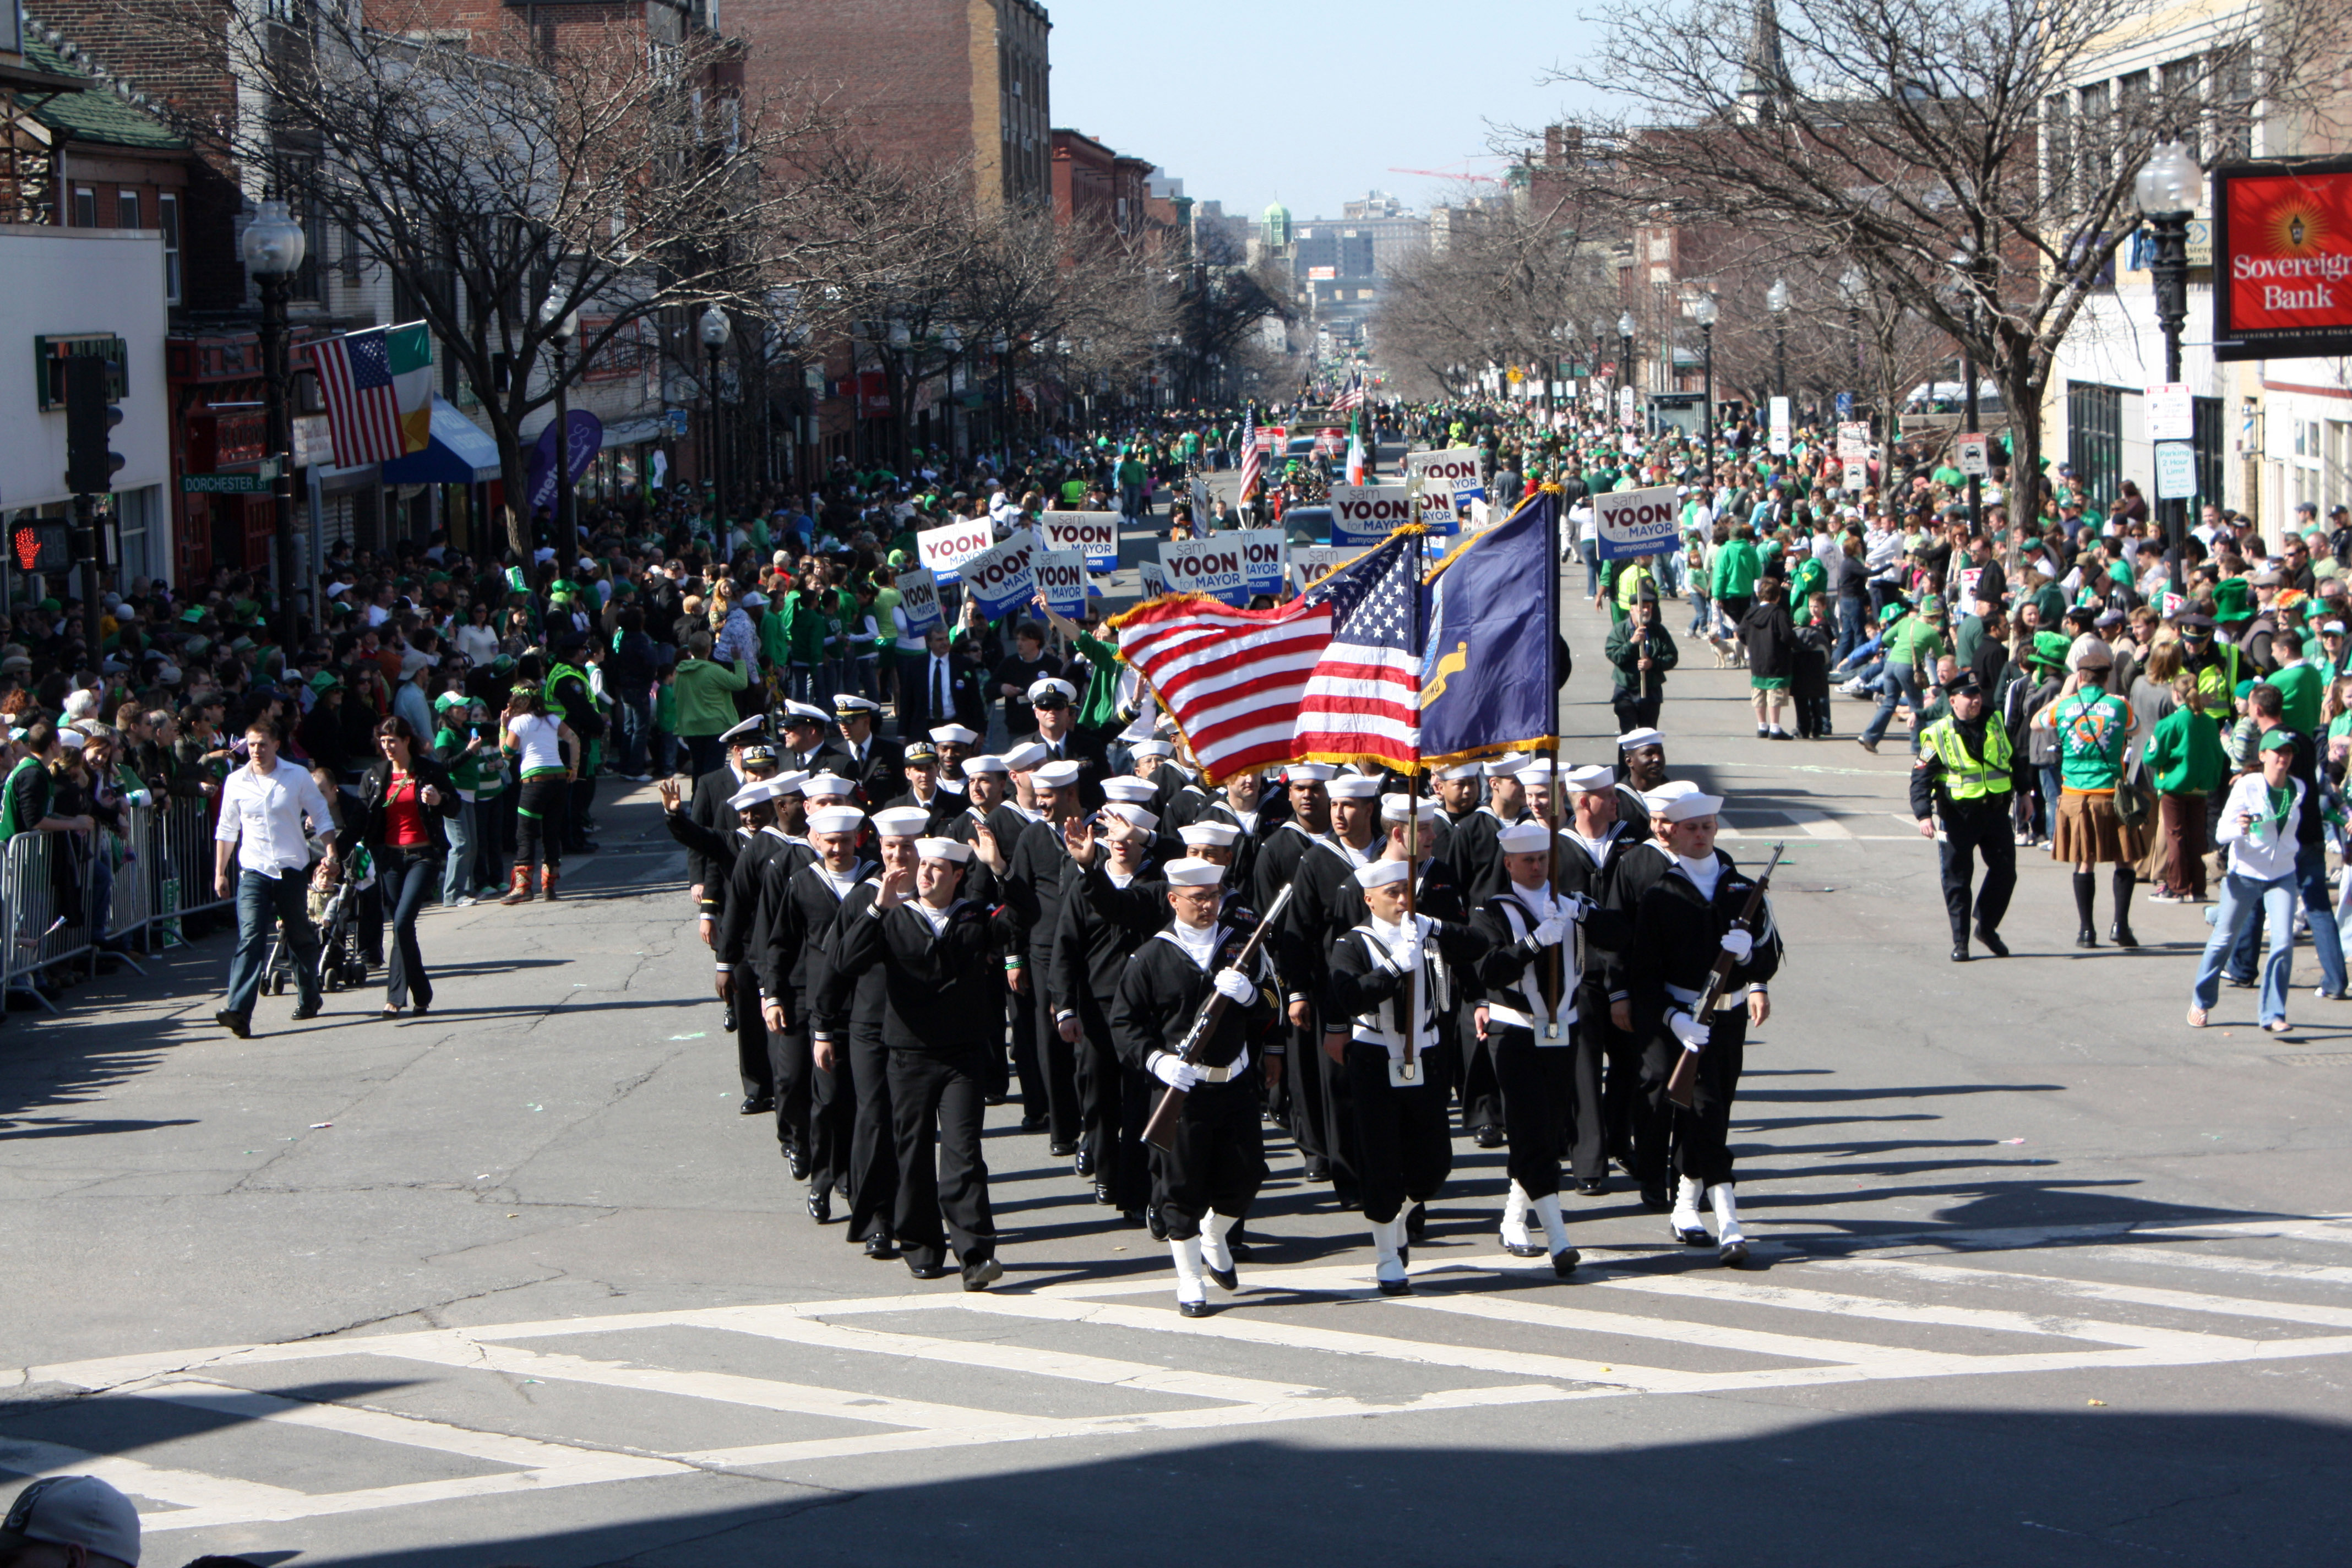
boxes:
[158,194,182,302]
[117,190,139,230]
[2076,81,2110,200]
[2328,420,2351,514]
[2067,380,2124,511]
[73,186,96,227]
[2044,97,2072,211]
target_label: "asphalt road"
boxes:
[6,481,2352,1567]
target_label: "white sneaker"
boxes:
[452,895,477,907]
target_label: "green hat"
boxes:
[2212,578,2254,624]
[2260,727,2296,753]
[1879,602,1909,625]
[433,690,467,711]
[180,606,204,624]
[1920,594,1945,616]
[308,671,342,693]
[2030,630,2072,669]
[2234,678,2258,699]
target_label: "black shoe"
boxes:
[1472,1125,1504,1148]
[836,1173,850,1197]
[864,1233,898,1259]
[215,1009,251,1038]
[1676,1221,1713,1246]
[2076,928,2098,949]
[1950,943,1970,962]
[807,1189,832,1224]
[1205,1261,1238,1292]
[1974,925,2010,958]
[1074,1147,1095,1178]
[1333,1192,1362,1212]
[962,1257,1004,1291]
[1501,1237,1546,1258]
[1576,1177,1608,1197]
[1092,1178,1115,1206]
[2110,923,2139,949]
[2226,974,2257,989]
[786,1146,811,1182]
[1049,1140,1076,1158]
[739,1097,774,1115]
[722,1006,737,1033]
[1397,1244,1409,1268]
[1020,1115,1050,1133]
[1146,1204,1169,1241]
[1178,1299,1216,1317]
[1122,1208,1146,1228]
[906,1260,954,1281]
[1721,1239,1752,1267]
[1640,1184,1670,1212]
[1304,1161,1331,1182]
[1403,1201,1428,1244]
[290,1003,321,1020]
[1226,1234,1254,1260]
[1551,1247,1581,1278]
[1377,1276,1412,1297]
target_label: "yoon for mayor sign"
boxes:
[1327,483,1415,546]
[1158,539,1250,605]
[1594,485,1681,562]
[2213,158,2352,362]
[1040,511,1120,570]
[962,529,1041,619]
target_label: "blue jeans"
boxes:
[378,845,437,1009]
[1579,539,1602,597]
[1834,598,1868,666]
[2228,843,2345,995]
[224,866,320,1020]
[1861,665,1926,749]
[2195,870,2296,1023]
[1687,589,1712,637]
[441,801,477,905]
[612,693,651,776]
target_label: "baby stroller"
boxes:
[265,841,374,996]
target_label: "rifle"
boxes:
[1141,881,1296,1153]
[1664,842,1782,1110]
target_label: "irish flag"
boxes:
[312,322,432,466]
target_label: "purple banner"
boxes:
[526,410,603,514]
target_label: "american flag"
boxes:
[1333,374,1365,412]
[1236,405,1261,503]
[1110,532,1420,782]
[311,325,415,466]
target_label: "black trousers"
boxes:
[1285,1011,1331,1169]
[1941,799,2017,941]
[1611,690,1662,735]
[1315,1012,1365,1204]
[843,1017,897,1242]
[375,845,438,1010]
[769,987,813,1158]
[1342,1041,1453,1224]
[1567,998,1646,1183]
[889,1044,996,1273]
[1492,1025,1576,1199]
[809,1022,857,1200]
[733,989,772,1101]
[515,774,567,873]
[567,770,597,851]
[1035,960,1081,1147]
[1151,1080,1266,1237]
[1636,1010,1747,1189]
[1072,991,1124,1180]
[1457,1003,1504,1135]
[1110,1060,1155,1213]
[1009,976,1043,1115]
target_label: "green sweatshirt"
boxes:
[2144,703,2225,795]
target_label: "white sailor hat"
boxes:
[1659,790,1725,823]
[1484,754,1532,777]
[1643,780,1702,815]
[1562,764,1617,793]
[1496,820,1553,853]
[718,715,768,745]
[1130,738,1176,759]
[1284,762,1336,782]
[807,805,865,835]
[1616,726,1666,752]
[1179,820,1240,847]
[769,769,810,796]
[727,778,786,811]
[1102,777,1158,804]
[962,755,1010,777]
[1105,802,1159,830]
[1003,742,1051,771]
[801,773,857,798]
[1163,857,1223,887]
[781,701,830,727]
[1033,759,1084,788]
[832,693,881,716]
[870,807,933,837]
[929,724,979,746]
[915,837,972,863]
[1518,757,1556,779]
[1380,795,1442,825]
[1325,775,1383,800]
[1027,676,1079,706]
[1434,762,1483,781]
[1354,859,1412,888]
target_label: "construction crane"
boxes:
[1386,166,1503,183]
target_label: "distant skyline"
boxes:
[1042,0,1608,223]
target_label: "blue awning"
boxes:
[382,396,503,484]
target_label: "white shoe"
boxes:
[451,895,477,907]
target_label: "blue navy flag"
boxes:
[1418,494,1559,768]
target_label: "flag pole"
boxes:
[1403,524,1422,1075]
[1542,486,1564,1031]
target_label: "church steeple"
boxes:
[1736,0,1790,123]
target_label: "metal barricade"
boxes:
[2,828,94,1012]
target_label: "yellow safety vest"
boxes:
[1920,716,2014,801]
[545,662,589,724]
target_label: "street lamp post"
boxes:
[699,305,728,523]
[1942,250,1985,537]
[2138,139,2203,594]
[241,194,305,650]
[1838,266,1866,439]
[1766,276,1790,401]
[1690,292,1719,488]
[1616,311,1636,429]
[541,296,580,564]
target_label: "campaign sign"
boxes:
[917,518,995,584]
[1159,540,1250,606]
[962,529,1041,619]
[896,568,943,638]
[1234,529,1286,596]
[1041,510,1119,570]
[1293,543,1371,588]
[1594,485,1681,562]
[1407,447,1485,527]
[1190,477,1213,527]
[1328,483,1416,546]
[1137,560,1169,598]
[1035,549,1089,618]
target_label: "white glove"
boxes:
[1213,968,1256,1005]
[1530,916,1567,948]
[1560,892,1597,923]
[1393,932,1425,976]
[1720,928,1754,962]
[1669,1010,1709,1051]
[1151,1053,1201,1091]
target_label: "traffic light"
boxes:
[64,354,125,496]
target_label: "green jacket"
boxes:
[2144,703,2225,795]
[673,657,751,738]
[1604,618,1678,699]
[1070,630,1125,731]
[1711,538,1760,598]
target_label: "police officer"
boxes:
[1911,669,2018,962]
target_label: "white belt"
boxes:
[1485,1002,1579,1035]
[1666,982,1747,1014]
[1191,1047,1249,1084]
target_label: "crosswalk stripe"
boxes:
[1391,1289,1921,1365]
[137,1381,674,1471]
[2071,1246,2352,1289]
[1815,1256,2352,1331]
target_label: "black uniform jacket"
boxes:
[1110,920,1275,1081]
[832,893,1025,1054]
[1626,850,1784,1049]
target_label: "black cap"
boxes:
[1946,671,1984,696]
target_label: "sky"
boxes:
[1042,0,1608,224]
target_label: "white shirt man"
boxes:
[213,722,337,1036]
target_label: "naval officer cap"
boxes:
[781,700,830,727]
[719,715,768,746]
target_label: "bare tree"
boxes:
[1542,0,2342,519]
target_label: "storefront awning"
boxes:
[598,416,670,450]
[382,396,503,484]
